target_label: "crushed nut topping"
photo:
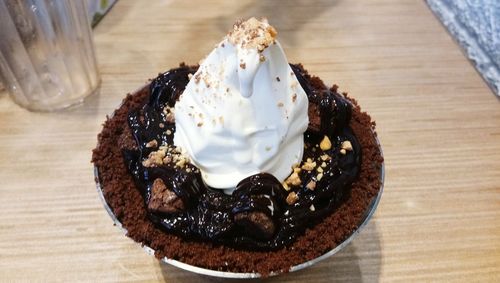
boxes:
[162,156,172,164]
[341,140,353,151]
[316,173,324,181]
[306,181,316,191]
[301,160,316,171]
[142,148,166,167]
[320,135,332,151]
[320,154,331,161]
[142,145,192,170]
[282,182,290,191]
[194,73,201,84]
[285,172,301,186]
[227,17,277,51]
[286,192,299,205]
[163,106,175,123]
[145,139,158,148]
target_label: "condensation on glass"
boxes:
[0,0,100,111]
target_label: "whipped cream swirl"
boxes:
[174,18,309,193]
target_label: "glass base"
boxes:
[9,78,101,112]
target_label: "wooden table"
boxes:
[1,0,498,281]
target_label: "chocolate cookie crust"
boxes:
[92,64,383,276]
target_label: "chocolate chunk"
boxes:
[148,178,185,214]
[234,211,275,240]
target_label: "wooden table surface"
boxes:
[1,0,499,282]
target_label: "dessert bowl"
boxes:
[93,18,384,278]
[93,83,384,277]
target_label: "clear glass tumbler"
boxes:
[0,0,101,111]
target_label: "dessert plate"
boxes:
[94,130,384,279]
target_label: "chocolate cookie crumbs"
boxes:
[92,63,383,276]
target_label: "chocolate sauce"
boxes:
[123,64,361,250]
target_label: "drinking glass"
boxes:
[0,0,101,111]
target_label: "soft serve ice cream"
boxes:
[174,18,309,193]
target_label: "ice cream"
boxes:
[174,18,309,193]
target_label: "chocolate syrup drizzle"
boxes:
[123,64,361,250]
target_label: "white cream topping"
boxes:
[174,18,309,193]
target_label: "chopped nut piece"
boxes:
[175,158,187,168]
[162,156,172,164]
[188,73,193,80]
[317,173,324,181]
[286,192,299,205]
[321,162,327,168]
[309,204,316,211]
[286,172,301,186]
[240,63,246,69]
[320,135,332,151]
[293,167,301,174]
[317,167,324,173]
[320,154,331,161]
[341,140,353,151]
[259,54,266,62]
[164,106,175,123]
[145,139,158,148]
[301,161,316,171]
[197,122,203,127]
[159,123,165,128]
[282,182,290,191]
[340,149,347,155]
[306,181,316,191]
[166,129,172,135]
[142,149,166,167]
[194,73,201,84]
